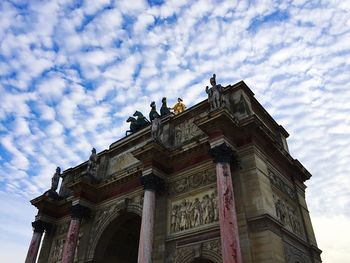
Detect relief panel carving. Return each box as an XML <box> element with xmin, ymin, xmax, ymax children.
<box><xmin>268</xmin><ymin>169</ymin><xmax>297</xmax><ymax>199</ymax></box>
<box><xmin>169</xmin><ymin>169</ymin><xmax>216</xmax><ymax>196</ymax></box>
<box><xmin>169</xmin><ymin>189</ymin><xmax>219</xmax><ymax>234</ymax></box>
<box><xmin>48</xmin><ymin>238</ymin><xmax>65</xmax><ymax>263</ymax></box>
<box><xmin>48</xmin><ymin>222</ymin><xmax>82</xmax><ymax>263</ymax></box>
<box><xmin>106</xmin><ymin>152</ymin><xmax>140</xmax><ymax>176</ymax></box>
<box><xmin>273</xmin><ymin>194</ymin><xmax>304</xmax><ymax>237</ymax></box>
<box><xmin>174</xmin><ymin>117</ymin><xmax>205</xmax><ymax>146</ymax></box>
<box><xmin>284</xmin><ymin>241</ymin><xmax>312</xmax><ymax>263</ymax></box>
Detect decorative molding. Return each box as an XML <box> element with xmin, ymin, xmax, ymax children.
<box><xmin>268</xmin><ymin>169</ymin><xmax>297</xmax><ymax>200</ymax></box>
<box><xmin>170</xmin><ymin>189</ymin><xmax>219</xmax><ymax>234</ymax></box>
<box><xmin>166</xmin><ymin>238</ymin><xmax>221</xmax><ymax>263</ymax></box>
<box><xmin>140</xmin><ymin>174</ymin><xmax>164</xmax><ymax>192</ymax></box>
<box><xmin>209</xmin><ymin>143</ymin><xmax>237</xmax><ymax>164</ymax></box>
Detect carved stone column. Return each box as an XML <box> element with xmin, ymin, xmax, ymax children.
<box><xmin>138</xmin><ymin>174</ymin><xmax>163</xmax><ymax>263</ymax></box>
<box><xmin>61</xmin><ymin>204</ymin><xmax>89</xmax><ymax>263</ymax></box>
<box><xmin>25</xmin><ymin>220</ymin><xmax>49</xmax><ymax>263</ymax></box>
<box><xmin>209</xmin><ymin>143</ymin><xmax>242</xmax><ymax>263</ymax></box>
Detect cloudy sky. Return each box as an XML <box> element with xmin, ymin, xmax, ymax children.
<box><xmin>0</xmin><ymin>0</ymin><xmax>349</xmax><ymax>262</ymax></box>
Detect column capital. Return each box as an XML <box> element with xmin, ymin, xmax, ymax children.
<box><xmin>71</xmin><ymin>204</ymin><xmax>90</xmax><ymax>219</ymax></box>
<box><xmin>209</xmin><ymin>143</ymin><xmax>237</xmax><ymax>164</ymax></box>
<box><xmin>140</xmin><ymin>174</ymin><xmax>163</xmax><ymax>192</ymax></box>
<box><xmin>32</xmin><ymin>220</ymin><xmax>50</xmax><ymax>233</ymax></box>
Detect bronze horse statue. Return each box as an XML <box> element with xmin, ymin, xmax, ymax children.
<box><xmin>126</xmin><ymin>117</ymin><xmax>138</xmax><ymax>136</ymax></box>
<box><xmin>125</xmin><ymin>111</ymin><xmax>150</xmax><ymax>136</ymax></box>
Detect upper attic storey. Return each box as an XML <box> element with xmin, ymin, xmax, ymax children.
<box><xmin>32</xmin><ymin>74</ymin><xmax>310</xmax><ymax>206</ymax></box>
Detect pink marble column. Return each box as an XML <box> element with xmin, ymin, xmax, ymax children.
<box><xmin>61</xmin><ymin>204</ymin><xmax>89</xmax><ymax>263</ymax></box>
<box><xmin>25</xmin><ymin>220</ymin><xmax>48</xmax><ymax>263</ymax></box>
<box><xmin>138</xmin><ymin>174</ymin><xmax>163</xmax><ymax>263</ymax></box>
<box><xmin>210</xmin><ymin>143</ymin><xmax>242</xmax><ymax>263</ymax></box>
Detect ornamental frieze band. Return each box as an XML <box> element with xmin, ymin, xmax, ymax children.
<box><xmin>169</xmin><ymin>169</ymin><xmax>216</xmax><ymax>196</ymax></box>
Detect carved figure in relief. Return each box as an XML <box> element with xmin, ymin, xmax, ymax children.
<box><xmin>171</xmin><ymin>205</ymin><xmax>179</xmax><ymax>232</ymax></box>
<box><xmin>206</xmin><ymin>74</ymin><xmax>224</xmax><ymax>110</ymax></box>
<box><xmin>274</xmin><ymin>196</ymin><xmax>302</xmax><ymax>235</ymax></box>
<box><xmin>212</xmin><ymin>191</ymin><xmax>219</xmax><ymax>221</ymax></box>
<box><xmin>193</xmin><ymin>198</ymin><xmax>202</xmax><ymax>227</ymax></box>
<box><xmin>185</xmin><ymin>200</ymin><xmax>193</xmax><ymax>229</ymax></box>
<box><xmin>51</xmin><ymin>167</ymin><xmax>61</xmax><ymax>192</ymax></box>
<box><xmin>202</xmin><ymin>194</ymin><xmax>211</xmax><ymax>224</ymax></box>
<box><xmin>179</xmin><ymin>200</ymin><xmax>188</xmax><ymax>231</ymax></box>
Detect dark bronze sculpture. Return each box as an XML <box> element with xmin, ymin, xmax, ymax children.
<box><xmin>126</xmin><ymin>111</ymin><xmax>150</xmax><ymax>136</ymax></box>
<box><xmin>133</xmin><ymin>111</ymin><xmax>150</xmax><ymax>127</ymax></box>
<box><xmin>126</xmin><ymin>117</ymin><xmax>138</xmax><ymax>136</ymax></box>
<box><xmin>149</xmin><ymin>101</ymin><xmax>160</xmax><ymax>121</ymax></box>
<box><xmin>44</xmin><ymin>167</ymin><xmax>63</xmax><ymax>200</ymax></box>
<box><xmin>160</xmin><ymin>97</ymin><xmax>171</xmax><ymax>117</ymax></box>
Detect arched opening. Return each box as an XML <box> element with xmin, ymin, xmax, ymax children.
<box><xmin>93</xmin><ymin>212</ymin><xmax>141</xmax><ymax>263</ymax></box>
<box><xmin>191</xmin><ymin>258</ymin><xmax>215</xmax><ymax>263</ymax></box>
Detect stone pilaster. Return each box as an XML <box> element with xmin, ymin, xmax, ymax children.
<box><xmin>209</xmin><ymin>143</ymin><xmax>242</xmax><ymax>263</ymax></box>
<box><xmin>138</xmin><ymin>174</ymin><xmax>163</xmax><ymax>263</ymax></box>
<box><xmin>25</xmin><ymin>220</ymin><xmax>50</xmax><ymax>263</ymax></box>
<box><xmin>61</xmin><ymin>204</ymin><xmax>89</xmax><ymax>263</ymax></box>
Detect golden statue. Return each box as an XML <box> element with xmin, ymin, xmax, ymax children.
<box><xmin>172</xmin><ymin>98</ymin><xmax>186</xmax><ymax>115</ymax></box>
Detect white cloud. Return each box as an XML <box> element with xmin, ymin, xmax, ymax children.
<box><xmin>312</xmin><ymin>215</ymin><xmax>350</xmax><ymax>263</ymax></box>
<box><xmin>0</xmin><ymin>1</ymin><xmax>350</xmax><ymax>262</ymax></box>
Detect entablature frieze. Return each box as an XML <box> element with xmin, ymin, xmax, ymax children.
<box><xmin>267</xmin><ymin>169</ymin><xmax>297</xmax><ymax>200</ymax></box>
<box><xmin>168</xmin><ymin>165</ymin><xmax>216</xmax><ymax>196</ymax></box>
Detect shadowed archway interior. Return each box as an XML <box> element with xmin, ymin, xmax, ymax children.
<box><xmin>93</xmin><ymin>212</ymin><xmax>141</xmax><ymax>263</ymax></box>
<box><xmin>191</xmin><ymin>258</ymin><xmax>215</xmax><ymax>263</ymax></box>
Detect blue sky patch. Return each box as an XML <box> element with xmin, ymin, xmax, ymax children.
<box><xmin>248</xmin><ymin>10</ymin><xmax>290</xmax><ymax>32</ymax></box>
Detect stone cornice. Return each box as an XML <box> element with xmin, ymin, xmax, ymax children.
<box><xmin>239</xmin><ymin>115</ymin><xmax>311</xmax><ymax>182</ymax></box>
<box><xmin>247</xmin><ymin>213</ymin><xmax>320</xmax><ymax>254</ymax></box>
